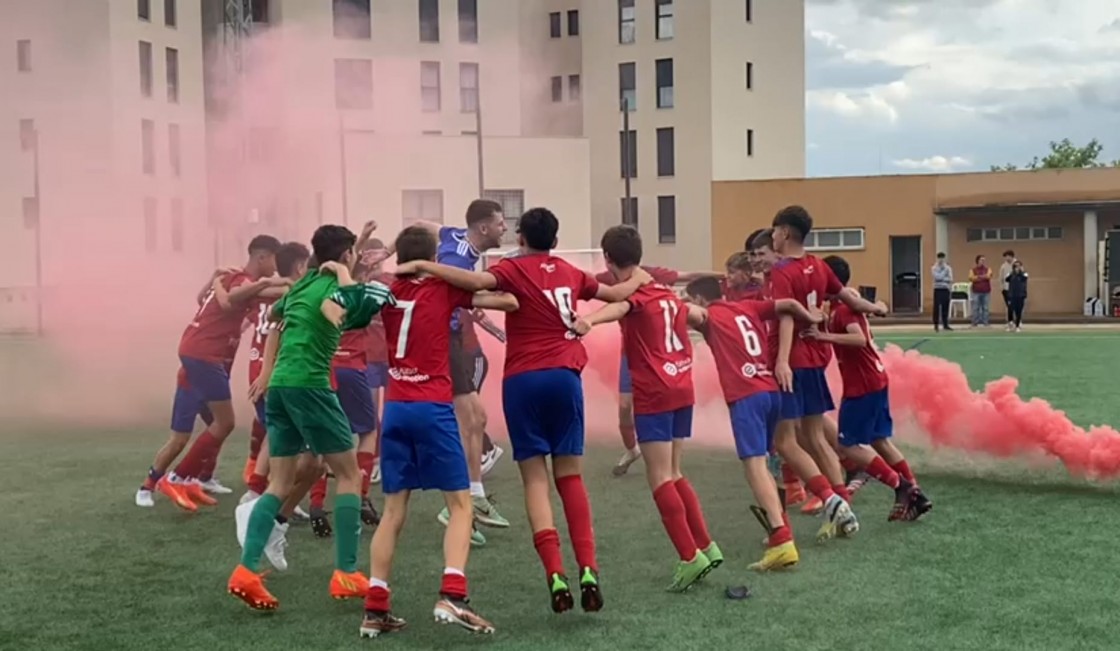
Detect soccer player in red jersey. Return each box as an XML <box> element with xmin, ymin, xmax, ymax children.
<box><xmin>135</xmin><ymin>235</ymin><xmax>281</xmax><ymax>510</ymax></box>
<box><xmin>395</xmin><ymin>208</ymin><xmax>650</xmax><ymax>614</ymax></box>
<box><xmin>579</xmin><ymin>226</ymin><xmax>720</xmax><ymax>592</ymax></box>
<box><xmin>683</xmin><ymin>275</ymin><xmax>824</xmax><ymax>567</ymax></box>
<box><xmin>769</xmin><ymin>207</ymin><xmax>887</xmax><ymax>537</ymax></box>
<box><xmin>360</xmin><ymin>240</ymin><xmax>396</xmax><ymax>490</ymax></box>
<box><xmin>721</xmin><ymin>251</ymin><xmax>764</xmax><ymax>301</ymax></box>
<box><xmin>359</xmin><ymin>226</ymin><xmax>517</xmax><ymax>638</ymax></box>
<box><xmin>805</xmin><ymin>256</ymin><xmax>932</xmax><ymax>521</ymax></box>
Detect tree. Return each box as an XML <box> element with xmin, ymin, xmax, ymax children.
<box><xmin>990</xmin><ymin>138</ymin><xmax>1120</xmax><ymax>171</ymax></box>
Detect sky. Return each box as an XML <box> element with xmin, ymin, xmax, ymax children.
<box><xmin>804</xmin><ymin>0</ymin><xmax>1120</xmax><ymax>177</ymax></box>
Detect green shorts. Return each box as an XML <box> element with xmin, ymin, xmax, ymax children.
<box><xmin>266</xmin><ymin>387</ymin><xmax>354</xmax><ymax>458</ymax></box>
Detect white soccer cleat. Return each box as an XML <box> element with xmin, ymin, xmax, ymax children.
<box><xmin>235</xmin><ymin>497</ymin><xmax>257</xmax><ymax>548</ymax></box>
<box><xmin>292</xmin><ymin>505</ymin><xmax>310</xmax><ymax>521</ymax></box>
<box><xmin>370</xmin><ymin>461</ymin><xmax>382</xmax><ymax>485</ymax></box>
<box><xmin>135</xmin><ymin>489</ymin><xmax>154</xmax><ymax>508</ymax></box>
<box><xmin>201</xmin><ymin>478</ymin><xmax>233</xmax><ymax>495</ymax></box>
<box><xmin>264</xmin><ymin>522</ymin><xmax>290</xmax><ymax>572</ymax></box>
<box><xmin>612</xmin><ymin>447</ymin><xmax>642</xmax><ymax>477</ymax></box>
<box><xmin>481</xmin><ymin>445</ymin><xmax>504</xmax><ymax>477</ymax></box>
<box><xmin>239</xmin><ymin>490</ymin><xmax>261</xmax><ymax>506</ymax></box>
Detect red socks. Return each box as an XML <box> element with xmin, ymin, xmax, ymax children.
<box><xmin>173</xmin><ymin>431</ymin><xmax>218</xmax><ymax>480</ymax></box>
<box><xmin>674</xmin><ymin>478</ymin><xmax>712</xmax><ymax>549</ymax></box>
<box><xmin>310</xmin><ymin>475</ymin><xmax>328</xmax><ymax>510</ymax></box>
<box><xmin>780</xmin><ymin>462</ymin><xmax>800</xmax><ymax>485</ymax></box>
<box><xmin>832</xmin><ymin>483</ymin><xmax>853</xmax><ymax>504</ymax></box>
<box><xmin>439</xmin><ymin>570</ymin><xmax>468</xmax><ymax>600</ymax></box>
<box><xmin>357</xmin><ymin>452</ymin><xmax>376</xmax><ymax>497</ymax></box>
<box><xmin>891</xmin><ymin>460</ymin><xmax>917</xmax><ymax>485</ymax></box>
<box><xmin>198</xmin><ymin>438</ymin><xmax>226</xmax><ymax>482</ymax></box>
<box><xmin>805</xmin><ymin>474</ymin><xmax>836</xmax><ymax>502</ymax></box>
<box><xmin>619</xmin><ymin>424</ymin><xmax>637</xmax><ymax>450</ymax></box>
<box><xmin>768</xmin><ymin>525</ymin><xmax>793</xmax><ymax>547</ymax></box>
<box><xmin>554</xmin><ymin>474</ymin><xmax>597</xmax><ymax>572</ymax></box>
<box><xmin>532</xmin><ymin>528</ymin><xmax>566</xmax><ymax>578</ymax></box>
<box><xmin>653</xmin><ymin>481</ymin><xmax>699</xmax><ymax>561</ymax></box>
<box><xmin>247</xmin><ymin>472</ymin><xmax>268</xmax><ymax>495</ymax></box>
<box><xmin>249</xmin><ymin>419</ymin><xmax>266</xmax><ymax>461</ymax></box>
<box><xmin>365</xmin><ymin>584</ymin><xmax>391</xmax><ymax>612</ymax></box>
<box><xmin>866</xmin><ymin>456</ymin><xmax>901</xmax><ymax>488</ymax></box>
<box><xmin>840</xmin><ymin>457</ymin><xmax>860</xmax><ymax>473</ymax></box>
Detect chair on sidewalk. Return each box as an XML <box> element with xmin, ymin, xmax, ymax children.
<box><xmin>949</xmin><ymin>282</ymin><xmax>970</xmax><ymax>320</ymax></box>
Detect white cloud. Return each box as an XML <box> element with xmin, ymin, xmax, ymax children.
<box><xmin>892</xmin><ymin>156</ymin><xmax>973</xmax><ymax>172</ymax></box>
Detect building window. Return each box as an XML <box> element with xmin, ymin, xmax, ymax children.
<box><xmin>139</xmin><ymin>41</ymin><xmax>153</xmax><ymax>97</ymax></box>
<box><xmin>568</xmin><ymin>10</ymin><xmax>580</xmax><ymax>36</ymax></box>
<box><xmin>966</xmin><ymin>226</ymin><xmax>1064</xmax><ymax>242</ymax></box>
<box><xmin>333</xmin><ymin>0</ymin><xmax>371</xmax><ymax>39</ymax></box>
<box><xmin>805</xmin><ymin>228</ymin><xmax>865</xmax><ymax>251</ymax></box>
<box><xmin>619</xmin><ymin>0</ymin><xmax>636</xmax><ymax>44</ymax></box>
<box><xmin>17</xmin><ymin>40</ymin><xmax>31</xmax><ymax>72</ymax></box>
<box><xmin>402</xmin><ymin>190</ymin><xmax>444</xmax><ymax>226</ymax></box>
<box><xmin>460</xmin><ymin>62</ymin><xmax>479</xmax><ymax>112</ymax></box>
<box><xmin>166</xmin><ymin>48</ymin><xmax>179</xmax><ymax>103</ymax></box>
<box><xmin>657</xmin><ymin>127</ymin><xmax>674</xmax><ymax>177</ymax></box>
<box><xmin>170</xmin><ymin>198</ymin><xmax>184</xmax><ymax>252</ymax></box>
<box><xmin>746</xmin><ymin>61</ymin><xmax>753</xmax><ymax>89</ymax></box>
<box><xmin>619</xmin><ymin>129</ymin><xmax>637</xmax><ymax>178</ymax></box>
<box><xmin>335</xmin><ymin>58</ymin><xmax>373</xmax><ymax>110</ymax></box>
<box><xmin>458</xmin><ymin>0</ymin><xmax>478</xmax><ymax>43</ymax></box>
<box><xmin>619</xmin><ymin>62</ymin><xmax>636</xmax><ymax>111</ymax></box>
<box><xmin>656</xmin><ymin>0</ymin><xmax>674</xmax><ymax>39</ymax></box>
<box><xmin>141</xmin><ymin>119</ymin><xmax>155</xmax><ymax>175</ymax></box>
<box><xmin>19</xmin><ymin>119</ymin><xmax>35</xmax><ymax>151</ymax></box>
<box><xmin>420</xmin><ymin>61</ymin><xmax>441</xmax><ymax>112</ymax></box>
<box><xmin>420</xmin><ymin>0</ymin><xmax>440</xmax><ymax>42</ymax></box>
<box><xmin>144</xmin><ymin>197</ymin><xmax>158</xmax><ymax>252</ymax></box>
<box><xmin>569</xmin><ymin>74</ymin><xmax>581</xmax><ymax>100</ymax></box>
<box><xmin>164</xmin><ymin>0</ymin><xmax>177</xmax><ymax>27</ymax></box>
<box><xmin>550</xmin><ymin>76</ymin><xmax>563</xmax><ymax>102</ymax></box>
<box><xmin>483</xmin><ymin>189</ymin><xmax>525</xmax><ymax>244</ymax></box>
<box><xmin>746</xmin><ymin>129</ymin><xmax>754</xmax><ymax>156</ymax></box>
<box><xmin>549</xmin><ymin>12</ymin><xmax>561</xmax><ymax>38</ymax></box>
<box><xmin>251</xmin><ymin>0</ymin><xmax>270</xmax><ymax>22</ymax></box>
<box><xmin>656</xmin><ymin>58</ymin><xmax>674</xmax><ymax>108</ymax></box>
<box><xmin>745</xmin><ymin>0</ymin><xmax>753</xmax><ymax>22</ymax></box>
<box><xmin>621</xmin><ymin>197</ymin><xmax>638</xmax><ymax>227</ymax></box>
<box><xmin>168</xmin><ymin>123</ymin><xmax>181</xmax><ymax>177</ymax></box>
<box><xmin>138</xmin><ymin>0</ymin><xmax>151</xmax><ymax>21</ymax></box>
<box><xmin>657</xmin><ymin>196</ymin><xmax>676</xmax><ymax>244</ymax></box>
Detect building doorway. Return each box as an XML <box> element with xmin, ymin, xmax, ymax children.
<box><xmin>890</xmin><ymin>235</ymin><xmax>923</xmax><ymax>313</ymax></box>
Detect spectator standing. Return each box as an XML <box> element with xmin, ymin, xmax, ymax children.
<box><xmin>969</xmin><ymin>255</ymin><xmax>992</xmax><ymax>326</ymax></box>
<box><xmin>999</xmin><ymin>250</ymin><xmax>1015</xmax><ymax>328</ymax></box>
<box><xmin>1005</xmin><ymin>259</ymin><xmax>1028</xmax><ymax>332</ymax></box>
<box><xmin>931</xmin><ymin>252</ymin><xmax>953</xmax><ymax>332</ymax></box>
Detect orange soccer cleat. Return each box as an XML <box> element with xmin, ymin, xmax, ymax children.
<box><xmin>800</xmin><ymin>496</ymin><xmax>824</xmax><ymax>515</ymax></box>
<box><xmin>330</xmin><ymin>570</ymin><xmax>369</xmax><ymax>600</ymax></box>
<box><xmin>242</xmin><ymin>458</ymin><xmax>257</xmax><ymax>486</ymax></box>
<box><xmin>783</xmin><ymin>482</ymin><xmax>807</xmax><ymax>508</ymax></box>
<box><xmin>156</xmin><ymin>477</ymin><xmax>197</xmax><ymax>512</ymax></box>
<box><xmin>228</xmin><ymin>565</ymin><xmax>278</xmax><ymax>611</ymax></box>
<box><xmin>181</xmin><ymin>480</ymin><xmax>218</xmax><ymax>506</ymax></box>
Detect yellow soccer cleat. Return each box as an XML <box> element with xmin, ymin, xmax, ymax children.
<box><xmin>748</xmin><ymin>541</ymin><xmax>799</xmax><ymax>572</ymax></box>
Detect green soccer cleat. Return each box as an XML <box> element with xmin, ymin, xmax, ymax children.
<box><xmin>579</xmin><ymin>566</ymin><xmax>603</xmax><ymax>612</ymax></box>
<box><xmin>471</xmin><ymin>524</ymin><xmax>486</xmax><ymax>547</ymax></box>
<box><xmin>702</xmin><ymin>542</ymin><xmax>724</xmax><ymax>569</ymax></box>
<box><xmin>667</xmin><ymin>551</ymin><xmax>712</xmax><ymax>593</ymax></box>
<box><xmin>548</xmin><ymin>573</ymin><xmax>575</xmax><ymax>614</ymax></box>
<box><xmin>472</xmin><ymin>495</ymin><xmax>510</xmax><ymax>528</ymax></box>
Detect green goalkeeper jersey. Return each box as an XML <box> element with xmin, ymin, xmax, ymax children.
<box><xmin>268</xmin><ymin>271</ymin><xmax>395</xmax><ymax>389</ymax></box>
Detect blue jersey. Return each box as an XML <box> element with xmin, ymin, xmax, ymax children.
<box><xmin>437</xmin><ymin>227</ymin><xmax>481</xmax><ymax>332</ymax></box>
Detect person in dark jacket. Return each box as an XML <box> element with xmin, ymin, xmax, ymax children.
<box><xmin>1005</xmin><ymin>260</ymin><xmax>1028</xmax><ymax>332</ymax></box>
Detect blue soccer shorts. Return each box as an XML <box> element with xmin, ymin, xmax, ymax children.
<box><xmin>334</xmin><ymin>367</ymin><xmax>377</xmax><ymax>435</ymax></box>
<box><xmin>837</xmin><ymin>388</ymin><xmax>893</xmax><ymax>447</ymax></box>
<box><xmin>380</xmin><ymin>401</ymin><xmax>469</xmax><ymax>494</ymax></box>
<box><xmin>365</xmin><ymin>362</ymin><xmax>389</xmax><ymax>389</ymax></box>
<box><xmin>179</xmin><ymin>355</ymin><xmax>232</xmax><ymax>402</ymax></box>
<box><xmin>779</xmin><ymin>367</ymin><xmax>835</xmax><ymax>420</ymax></box>
<box><xmin>619</xmin><ymin>353</ymin><xmax>633</xmax><ymax>394</ymax></box>
<box><xmin>254</xmin><ymin>394</ymin><xmax>267</xmax><ymax>427</ymax></box>
<box><xmin>169</xmin><ymin>384</ymin><xmax>214</xmax><ymax>434</ymax></box>
<box><xmin>634</xmin><ymin>406</ymin><xmax>694</xmax><ymax>443</ymax></box>
<box><xmin>729</xmin><ymin>391</ymin><xmax>781</xmax><ymax>459</ymax></box>
<box><xmin>502</xmin><ymin>368</ymin><xmax>585</xmax><ymax>462</ymax></box>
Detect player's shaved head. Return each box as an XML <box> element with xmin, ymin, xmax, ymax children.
<box><xmin>395</xmin><ymin>225</ymin><xmax>438</xmax><ymax>264</ymax></box>
<box><xmin>772</xmin><ymin>206</ymin><xmax>812</xmax><ymax>243</ymax></box>
<box><xmin>466</xmin><ymin>199</ymin><xmax>503</xmax><ymax>228</ymax></box>
<box><xmin>517</xmin><ymin>207</ymin><xmax>559</xmax><ymax>251</ymax></box>
<box><xmin>311</xmin><ymin>224</ymin><xmax>357</xmax><ymax>264</ymax></box>
<box><xmin>685</xmin><ymin>276</ymin><xmax>723</xmax><ymax>303</ymax></box>
<box><xmin>823</xmin><ymin>255</ymin><xmax>851</xmax><ymax>285</ymax></box>
<box><xmin>248</xmin><ymin>234</ymin><xmax>281</xmax><ymax>254</ymax></box>
<box><xmin>276</xmin><ymin>242</ymin><xmax>310</xmax><ymax>277</ymax></box>
<box><xmin>600</xmin><ymin>225</ymin><xmax>643</xmax><ymax>268</ymax></box>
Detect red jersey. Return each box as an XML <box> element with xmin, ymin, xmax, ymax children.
<box><xmin>333</xmin><ymin>329</ymin><xmax>369</xmax><ymax>371</ymax></box>
<box><xmin>178</xmin><ymin>272</ymin><xmax>255</xmax><ymax>364</ymax></box>
<box><xmin>382</xmin><ymin>276</ymin><xmax>474</xmax><ymax>402</ymax></box>
<box><xmin>595</xmin><ymin>266</ymin><xmax>679</xmax><ymax>287</ymax></box>
<box><xmin>721</xmin><ymin>279</ymin><xmax>764</xmax><ymax>301</ymax></box>
<box><xmin>828</xmin><ymin>302</ymin><xmax>888</xmax><ymax>398</ymax></box>
<box><xmin>247</xmin><ymin>298</ymin><xmax>277</xmax><ymax>383</ymax></box>
<box><xmin>490</xmin><ymin>254</ymin><xmax>599</xmax><ymax>378</ymax></box>
<box><xmin>769</xmin><ymin>255</ymin><xmax>843</xmax><ymax>369</ymax></box>
<box><xmin>620</xmin><ymin>284</ymin><xmax>695</xmax><ymax>414</ymax></box>
<box><xmin>700</xmin><ymin>299</ymin><xmax>779</xmax><ymax>403</ymax></box>
<box><xmin>365</xmin><ymin>272</ymin><xmax>393</xmax><ymax>363</ymax></box>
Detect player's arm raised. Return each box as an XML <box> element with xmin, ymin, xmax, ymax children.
<box><xmin>471</xmin><ymin>292</ymin><xmax>519</xmax><ymax>313</ymax></box>
<box><xmin>397</xmin><ymin>260</ymin><xmax>499</xmax><ymax>292</ymax></box>
<box><xmin>594</xmin><ymin>266</ymin><xmax>652</xmax><ymax>303</ymax></box>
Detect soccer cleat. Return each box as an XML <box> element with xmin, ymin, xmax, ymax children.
<box><xmin>330</xmin><ymin>570</ymin><xmax>369</xmax><ymax>600</ymax></box>
<box><xmin>433</xmin><ymin>596</ymin><xmax>495</xmax><ymax>634</ymax></box>
<box><xmin>702</xmin><ymin>542</ymin><xmax>724</xmax><ymax>569</ymax></box>
<box><xmin>471</xmin><ymin>524</ymin><xmax>487</xmax><ymax>547</ymax></box>
<box><xmin>816</xmin><ymin>495</ymin><xmax>857</xmax><ymax>542</ymax></box>
<box><xmin>202</xmin><ymin>478</ymin><xmax>233</xmax><ymax>495</ymax></box>
<box><xmin>156</xmin><ymin>477</ymin><xmax>197</xmax><ymax>512</ymax></box>
<box><xmin>310</xmin><ymin>507</ymin><xmax>333</xmax><ymax>538</ymax></box>
<box><xmin>135</xmin><ymin>489</ymin><xmax>154</xmax><ymax>508</ymax></box>
<box><xmin>242</xmin><ymin>458</ymin><xmax>256</xmax><ymax>486</ymax></box>
<box><xmin>370</xmin><ymin>461</ymin><xmax>382</xmax><ymax>485</ymax></box>
<box><xmin>480</xmin><ymin>444</ymin><xmax>504</xmax><ymax>477</ymax></box>
<box><xmin>181</xmin><ymin>480</ymin><xmax>218</xmax><ymax>506</ymax></box>
<box><xmin>889</xmin><ymin>482</ymin><xmax>916</xmax><ymax>522</ymax></box>
<box><xmin>748</xmin><ymin>541</ymin><xmax>800</xmax><ymax>572</ymax></box>
<box><xmin>360</xmin><ymin>498</ymin><xmax>381</xmax><ymax>526</ymax></box>
<box><xmin>263</xmin><ymin>522</ymin><xmax>289</xmax><ymax>572</ymax></box>
<box><xmin>783</xmin><ymin>481</ymin><xmax>807</xmax><ymax>507</ymax></box>
<box><xmin>227</xmin><ymin>565</ymin><xmax>278</xmax><ymax>611</ymax></box>
<box><xmin>846</xmin><ymin>472</ymin><xmax>871</xmax><ymax>499</ymax></box>
<box><xmin>800</xmin><ymin>495</ymin><xmax>824</xmax><ymax>515</ymax></box>
<box><xmin>668</xmin><ymin>551</ymin><xmax>712</xmax><ymax>593</ymax></box>
<box><xmin>238</xmin><ymin>490</ymin><xmax>261</xmax><ymax>506</ymax></box>
<box><xmin>548</xmin><ymin>573</ymin><xmax>575</xmax><ymax>614</ymax></box>
<box><xmin>611</xmin><ymin>447</ymin><xmax>642</xmax><ymax>477</ymax></box>
<box><xmin>579</xmin><ymin>567</ymin><xmax>603</xmax><ymax>612</ymax></box>
<box><xmin>291</xmin><ymin>505</ymin><xmax>311</xmax><ymax>522</ymax></box>
<box><xmin>910</xmin><ymin>487</ymin><xmax>933</xmax><ymax>519</ymax></box>
<box><xmin>472</xmin><ymin>495</ymin><xmax>510</xmax><ymax>528</ymax></box>
<box><xmin>359</xmin><ymin>610</ymin><xmax>406</xmax><ymax>638</ymax></box>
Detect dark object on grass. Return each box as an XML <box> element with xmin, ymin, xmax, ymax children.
<box><xmin>725</xmin><ymin>585</ymin><xmax>752</xmax><ymax>600</ymax></box>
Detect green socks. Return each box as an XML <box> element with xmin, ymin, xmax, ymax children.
<box><xmin>334</xmin><ymin>492</ymin><xmax>362</xmax><ymax>572</ymax></box>
<box><xmin>241</xmin><ymin>493</ymin><xmax>281</xmax><ymax>571</ymax></box>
